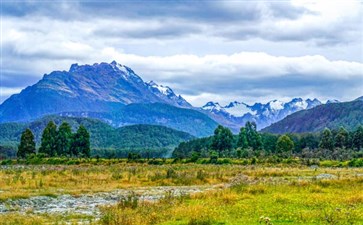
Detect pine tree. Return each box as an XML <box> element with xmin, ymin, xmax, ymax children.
<box><xmin>17</xmin><ymin>129</ymin><xmax>36</xmax><ymax>158</ymax></box>
<box><xmin>319</xmin><ymin>128</ymin><xmax>334</xmax><ymax>150</ymax></box>
<box><xmin>70</xmin><ymin>125</ymin><xmax>90</xmax><ymax>157</ymax></box>
<box><xmin>39</xmin><ymin>121</ymin><xmax>58</xmax><ymax>156</ymax></box>
<box><xmin>56</xmin><ymin>122</ymin><xmax>72</xmax><ymax>156</ymax></box>
<box><xmin>276</xmin><ymin>135</ymin><xmax>294</xmax><ymax>155</ymax></box>
<box><xmin>237</xmin><ymin>127</ymin><xmax>248</xmax><ymax>149</ymax></box>
<box><xmin>334</xmin><ymin>127</ymin><xmax>349</xmax><ymax>148</ymax></box>
<box><xmin>353</xmin><ymin>125</ymin><xmax>363</xmax><ymax>150</ymax></box>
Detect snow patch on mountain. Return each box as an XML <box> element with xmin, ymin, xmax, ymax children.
<box><xmin>146</xmin><ymin>81</ymin><xmax>173</xmax><ymax>96</ymax></box>
<box><xmin>326</xmin><ymin>99</ymin><xmax>340</xmax><ymax>104</ymax></box>
<box><xmin>224</xmin><ymin>101</ymin><xmax>256</xmax><ymax>116</ymax></box>
<box><xmin>202</xmin><ymin>102</ymin><xmax>225</xmax><ymax>112</ymax></box>
<box><xmin>269</xmin><ymin>100</ymin><xmax>284</xmax><ymax>110</ymax></box>
<box><xmin>201</xmin><ymin>98</ymin><xmax>324</xmax><ymax>130</ymax></box>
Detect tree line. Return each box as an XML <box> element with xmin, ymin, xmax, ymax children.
<box><xmin>17</xmin><ymin>121</ymin><xmax>90</xmax><ymax>158</ymax></box>
<box><xmin>173</xmin><ymin>122</ymin><xmax>363</xmax><ymax>159</ymax></box>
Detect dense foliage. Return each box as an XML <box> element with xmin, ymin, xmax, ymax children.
<box><xmin>17</xmin><ymin>129</ymin><xmax>36</xmax><ymax>158</ymax></box>
<box><xmin>0</xmin><ymin>116</ymin><xmax>194</xmax><ymax>158</ymax></box>
<box><xmin>262</xmin><ymin>100</ymin><xmax>363</xmax><ymax>133</ymax></box>
<box><xmin>173</xmin><ymin>123</ymin><xmax>363</xmax><ymax>160</ymax></box>
<box><xmin>22</xmin><ymin>121</ymin><xmax>91</xmax><ymax>158</ymax></box>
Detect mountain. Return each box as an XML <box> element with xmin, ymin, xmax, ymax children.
<box><xmin>58</xmin><ymin>103</ymin><xmax>218</xmax><ymax>137</ymax></box>
<box><xmin>0</xmin><ymin>116</ymin><xmax>195</xmax><ymax>158</ymax></box>
<box><xmin>0</xmin><ymin>61</ymin><xmax>191</xmax><ymax>123</ymax></box>
<box><xmin>201</xmin><ymin>98</ymin><xmax>322</xmax><ymax>130</ymax></box>
<box><xmin>262</xmin><ymin>100</ymin><xmax>363</xmax><ymax>134</ymax></box>
<box><xmin>0</xmin><ymin>61</ymin><xmax>217</xmax><ymax>136</ymax></box>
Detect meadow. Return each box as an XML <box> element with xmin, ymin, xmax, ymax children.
<box><xmin>0</xmin><ymin>161</ymin><xmax>362</xmax><ymax>225</ymax></box>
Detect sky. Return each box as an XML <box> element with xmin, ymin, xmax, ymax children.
<box><xmin>1</xmin><ymin>0</ymin><xmax>362</xmax><ymax>106</ymax></box>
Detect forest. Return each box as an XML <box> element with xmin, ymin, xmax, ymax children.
<box><xmin>173</xmin><ymin>122</ymin><xmax>363</xmax><ymax>161</ymax></box>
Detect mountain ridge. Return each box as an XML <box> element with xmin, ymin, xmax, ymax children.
<box><xmin>0</xmin><ymin>61</ymin><xmax>191</xmax><ymax>123</ymax></box>
<box><xmin>201</xmin><ymin>98</ymin><xmax>323</xmax><ymax>130</ymax></box>
<box><xmin>262</xmin><ymin>100</ymin><xmax>363</xmax><ymax>134</ymax></box>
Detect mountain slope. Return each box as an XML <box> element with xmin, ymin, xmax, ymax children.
<box><xmin>0</xmin><ymin>116</ymin><xmax>195</xmax><ymax>153</ymax></box>
<box><xmin>262</xmin><ymin>100</ymin><xmax>363</xmax><ymax>134</ymax></box>
<box><xmin>59</xmin><ymin>103</ymin><xmax>218</xmax><ymax>137</ymax></box>
<box><xmin>0</xmin><ymin>61</ymin><xmax>191</xmax><ymax>123</ymax></box>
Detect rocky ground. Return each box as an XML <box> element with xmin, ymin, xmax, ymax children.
<box><xmin>0</xmin><ymin>185</ymin><xmax>219</xmax><ymax>217</ymax></box>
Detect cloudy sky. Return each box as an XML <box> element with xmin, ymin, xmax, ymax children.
<box><xmin>1</xmin><ymin>0</ymin><xmax>362</xmax><ymax>106</ymax></box>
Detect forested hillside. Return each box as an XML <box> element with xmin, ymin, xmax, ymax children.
<box><xmin>0</xmin><ymin>116</ymin><xmax>194</xmax><ymax>158</ymax></box>
<box><xmin>262</xmin><ymin>100</ymin><xmax>363</xmax><ymax>134</ymax></box>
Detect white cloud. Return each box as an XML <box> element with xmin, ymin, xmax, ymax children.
<box><xmin>1</xmin><ymin>0</ymin><xmax>362</xmax><ymax>106</ymax></box>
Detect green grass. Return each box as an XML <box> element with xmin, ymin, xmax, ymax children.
<box><xmin>0</xmin><ymin>163</ymin><xmax>362</xmax><ymax>224</ymax></box>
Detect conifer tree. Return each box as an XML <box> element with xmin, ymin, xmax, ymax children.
<box><xmin>39</xmin><ymin>121</ymin><xmax>58</xmax><ymax>156</ymax></box>
<box><xmin>334</xmin><ymin>127</ymin><xmax>349</xmax><ymax>148</ymax></box>
<box><xmin>237</xmin><ymin>127</ymin><xmax>248</xmax><ymax>149</ymax></box>
<box><xmin>17</xmin><ymin>129</ymin><xmax>36</xmax><ymax>158</ymax></box>
<box><xmin>319</xmin><ymin>128</ymin><xmax>334</xmax><ymax>150</ymax></box>
<box><xmin>56</xmin><ymin>122</ymin><xmax>72</xmax><ymax>156</ymax></box>
<box><xmin>245</xmin><ymin>122</ymin><xmax>262</xmax><ymax>150</ymax></box>
<box><xmin>70</xmin><ymin>125</ymin><xmax>90</xmax><ymax>157</ymax></box>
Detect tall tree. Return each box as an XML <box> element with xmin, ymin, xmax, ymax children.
<box><xmin>334</xmin><ymin>127</ymin><xmax>349</xmax><ymax>148</ymax></box>
<box><xmin>211</xmin><ymin>125</ymin><xmax>233</xmax><ymax>157</ymax></box>
<box><xmin>261</xmin><ymin>133</ymin><xmax>278</xmax><ymax>153</ymax></box>
<box><xmin>319</xmin><ymin>128</ymin><xmax>334</xmax><ymax>150</ymax></box>
<box><xmin>39</xmin><ymin>121</ymin><xmax>58</xmax><ymax>156</ymax></box>
<box><xmin>56</xmin><ymin>122</ymin><xmax>72</xmax><ymax>156</ymax></box>
<box><xmin>353</xmin><ymin>125</ymin><xmax>363</xmax><ymax>150</ymax></box>
<box><xmin>245</xmin><ymin>122</ymin><xmax>262</xmax><ymax>150</ymax></box>
<box><xmin>17</xmin><ymin>129</ymin><xmax>36</xmax><ymax>158</ymax></box>
<box><xmin>237</xmin><ymin>127</ymin><xmax>248</xmax><ymax>149</ymax></box>
<box><xmin>276</xmin><ymin>135</ymin><xmax>294</xmax><ymax>155</ymax></box>
<box><xmin>70</xmin><ymin>125</ymin><xmax>91</xmax><ymax>157</ymax></box>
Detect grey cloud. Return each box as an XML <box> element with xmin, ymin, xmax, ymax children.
<box><xmin>1</xmin><ymin>71</ymin><xmax>40</xmax><ymax>88</ymax></box>
<box><xmin>93</xmin><ymin>22</ymin><xmax>202</xmax><ymax>39</ymax></box>
<box><xmin>168</xmin><ymin>72</ymin><xmax>362</xmax><ymax>105</ymax></box>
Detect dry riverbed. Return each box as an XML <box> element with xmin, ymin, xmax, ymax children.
<box><xmin>0</xmin><ymin>185</ymin><xmax>220</xmax><ymax>216</ymax></box>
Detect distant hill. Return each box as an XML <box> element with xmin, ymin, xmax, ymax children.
<box><xmin>0</xmin><ymin>116</ymin><xmax>195</xmax><ymax>157</ymax></box>
<box><xmin>262</xmin><ymin>100</ymin><xmax>363</xmax><ymax>134</ymax></box>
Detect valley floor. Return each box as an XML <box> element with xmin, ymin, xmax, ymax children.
<box><xmin>0</xmin><ymin>163</ymin><xmax>362</xmax><ymax>224</ymax></box>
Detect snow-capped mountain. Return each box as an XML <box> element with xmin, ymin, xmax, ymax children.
<box><xmin>202</xmin><ymin>98</ymin><xmax>323</xmax><ymax>130</ymax></box>
<box><xmin>146</xmin><ymin>81</ymin><xmax>191</xmax><ymax>108</ymax></box>
<box><xmin>326</xmin><ymin>99</ymin><xmax>340</xmax><ymax>104</ymax></box>
<box><xmin>0</xmin><ymin>61</ymin><xmax>192</xmax><ymax>123</ymax></box>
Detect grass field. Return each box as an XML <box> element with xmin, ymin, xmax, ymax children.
<box><xmin>0</xmin><ymin>162</ymin><xmax>362</xmax><ymax>224</ymax></box>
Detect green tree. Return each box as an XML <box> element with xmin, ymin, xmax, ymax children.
<box><xmin>70</xmin><ymin>125</ymin><xmax>91</xmax><ymax>157</ymax></box>
<box><xmin>56</xmin><ymin>122</ymin><xmax>72</xmax><ymax>156</ymax></box>
<box><xmin>245</xmin><ymin>122</ymin><xmax>262</xmax><ymax>150</ymax></box>
<box><xmin>237</xmin><ymin>127</ymin><xmax>248</xmax><ymax>149</ymax></box>
<box><xmin>334</xmin><ymin>127</ymin><xmax>349</xmax><ymax>148</ymax></box>
<box><xmin>211</xmin><ymin>125</ymin><xmax>233</xmax><ymax>157</ymax></box>
<box><xmin>319</xmin><ymin>128</ymin><xmax>334</xmax><ymax>150</ymax></box>
<box><xmin>17</xmin><ymin>129</ymin><xmax>36</xmax><ymax>158</ymax></box>
<box><xmin>276</xmin><ymin>135</ymin><xmax>294</xmax><ymax>155</ymax></box>
<box><xmin>261</xmin><ymin>133</ymin><xmax>278</xmax><ymax>153</ymax></box>
<box><xmin>39</xmin><ymin>121</ymin><xmax>58</xmax><ymax>156</ymax></box>
<box><xmin>353</xmin><ymin>125</ymin><xmax>363</xmax><ymax>150</ymax></box>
